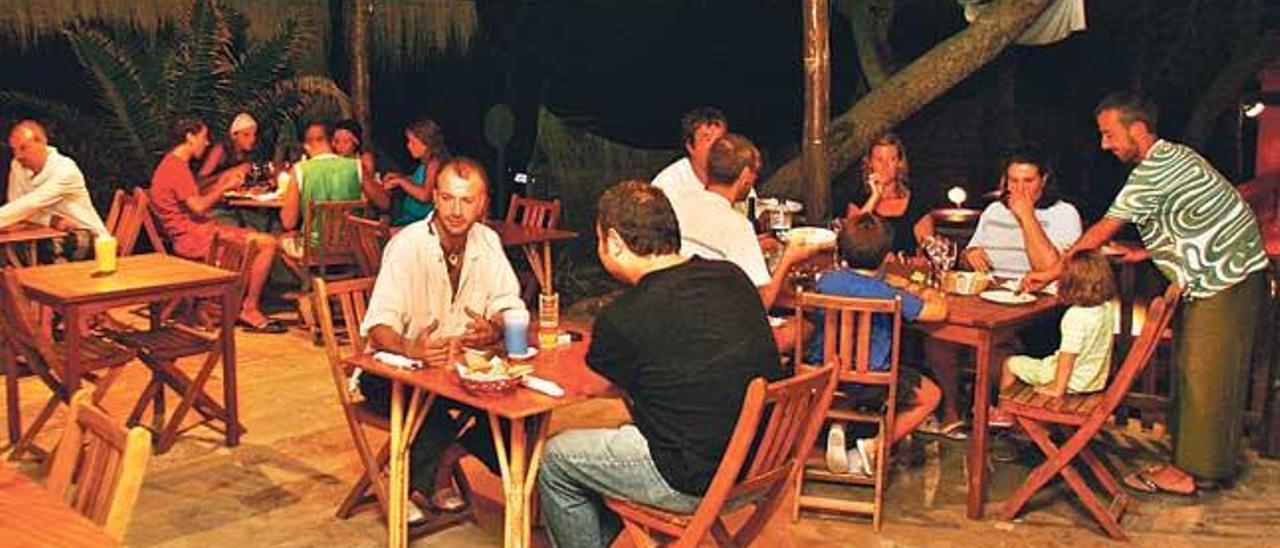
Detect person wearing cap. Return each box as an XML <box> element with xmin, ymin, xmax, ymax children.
<box><xmin>198</xmin><ymin>112</ymin><xmax>260</xmax><ymax>188</ymax></box>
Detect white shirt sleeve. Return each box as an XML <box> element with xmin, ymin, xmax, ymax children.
<box><xmin>481</xmin><ymin>235</ymin><xmax>528</xmax><ymax>319</ymax></box>
<box><xmin>0</xmin><ymin>162</ymin><xmax>80</xmax><ymax>229</ymax></box>
<box><xmin>1045</xmin><ymin>202</ymin><xmax>1083</xmax><ymax>250</ymax></box>
<box><xmin>724</xmin><ymin>220</ymin><xmax>771</xmax><ymax>287</ymax></box>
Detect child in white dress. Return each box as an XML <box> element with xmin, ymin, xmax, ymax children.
<box><xmin>992</xmin><ymin>251</ymin><xmax>1117</xmax><ymax>425</ymax></box>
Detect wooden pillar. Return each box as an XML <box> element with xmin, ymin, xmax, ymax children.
<box><xmin>803</xmin><ymin>0</ymin><xmax>831</xmax><ymax>221</ymax></box>
<box><xmin>348</xmin><ymin>0</ymin><xmax>373</xmax><ymax>142</ymax></box>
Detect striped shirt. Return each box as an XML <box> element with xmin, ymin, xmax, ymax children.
<box><xmin>1106</xmin><ymin>140</ymin><xmax>1268</xmax><ymax>299</ymax></box>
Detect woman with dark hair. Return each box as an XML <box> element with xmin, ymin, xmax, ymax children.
<box><xmin>331</xmin><ymin>118</ymin><xmax>376</xmax><ymax>177</ymax></box>
<box><xmin>382</xmin><ymin>118</ymin><xmax>452</xmax><ymax>227</ymax></box>
<box><xmin>962</xmin><ymin>145</ymin><xmax>1082</xmax><ymax>280</ymax></box>
<box><xmin>834</xmin><ymin>134</ymin><xmax>930</xmax><ymax>253</ymax></box>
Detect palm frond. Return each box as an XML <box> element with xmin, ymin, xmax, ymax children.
<box><xmin>0</xmin><ymin>91</ymin><xmax>134</xmax><ymax>185</ymax></box>
<box><xmin>63</xmin><ymin>27</ymin><xmax>167</xmax><ymax>172</ymax></box>
<box><xmin>170</xmin><ymin>0</ymin><xmax>235</xmax><ymax>126</ymax></box>
<box><xmin>229</xmin><ymin>15</ymin><xmax>311</xmax><ymax>107</ymax></box>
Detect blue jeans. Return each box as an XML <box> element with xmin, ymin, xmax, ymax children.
<box><xmin>538</xmin><ymin>425</ymin><xmax>701</xmax><ymax>548</ymax></box>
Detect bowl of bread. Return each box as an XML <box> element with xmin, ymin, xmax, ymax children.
<box><xmin>455</xmin><ymin>349</ymin><xmax>534</xmax><ymax>396</ymax></box>
<box><xmin>943</xmin><ymin>270</ymin><xmax>993</xmax><ymax>296</ymax></box>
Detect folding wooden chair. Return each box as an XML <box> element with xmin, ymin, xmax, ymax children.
<box><xmin>46</xmin><ymin>389</ymin><xmax>151</xmax><ymax>543</ymax></box>
<box><xmin>998</xmin><ymin>283</ymin><xmax>1182</xmax><ymax>541</ymax></box>
<box><xmin>286</xmin><ymin>200</ymin><xmax>365</xmax><ymax>335</ymax></box>
<box><xmin>105</xmin><ymin>234</ymin><xmax>253</xmax><ymax>454</ymax></box>
<box><xmin>604</xmin><ymin>363</ymin><xmax>838</xmax><ymax>547</ymax></box>
<box><xmin>103</xmin><ymin>187</ymin><xmax>165</xmax><ymax>256</ymax></box>
<box><xmin>0</xmin><ymin>269</ymin><xmax>135</xmax><ymax>461</ymax></box>
<box><xmin>312</xmin><ymin>277</ymin><xmax>473</xmax><ymax>531</ymax></box>
<box><xmin>505</xmin><ymin>195</ymin><xmax>561</xmax><ymax>229</ymax></box>
<box><xmin>345</xmin><ymin>213</ymin><xmax>390</xmax><ymax>277</ymax></box>
<box><xmin>791</xmin><ymin>291</ymin><xmax>904</xmax><ymax>531</ymax></box>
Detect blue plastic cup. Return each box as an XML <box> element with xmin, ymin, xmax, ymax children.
<box><xmin>503</xmin><ymin>309</ymin><xmax>530</xmax><ymax>356</ymax></box>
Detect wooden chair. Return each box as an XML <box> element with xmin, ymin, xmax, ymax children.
<box><xmin>105</xmin><ymin>233</ymin><xmax>253</xmax><ymax>454</ymax></box>
<box><xmin>312</xmin><ymin>277</ymin><xmax>473</xmax><ymax>531</ymax></box>
<box><xmin>603</xmin><ymin>363</ymin><xmax>838</xmax><ymax>547</ymax></box>
<box><xmin>505</xmin><ymin>195</ymin><xmax>561</xmax><ymax>229</ymax></box>
<box><xmin>345</xmin><ymin>213</ymin><xmax>390</xmax><ymax>277</ymax></box>
<box><xmin>0</xmin><ymin>269</ymin><xmax>135</xmax><ymax>461</ymax></box>
<box><xmin>791</xmin><ymin>291</ymin><xmax>904</xmax><ymax>530</ymax></box>
<box><xmin>103</xmin><ymin>187</ymin><xmax>165</xmax><ymax>256</ymax></box>
<box><xmin>286</xmin><ymin>200</ymin><xmax>365</xmax><ymax>335</ymax></box>
<box><xmin>46</xmin><ymin>389</ymin><xmax>151</xmax><ymax>543</ymax></box>
<box><xmin>998</xmin><ymin>283</ymin><xmax>1183</xmax><ymax>541</ymax></box>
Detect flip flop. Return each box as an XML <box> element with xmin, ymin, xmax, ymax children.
<box><xmin>237</xmin><ymin>317</ymin><xmax>288</xmax><ymax>334</ymax></box>
<box><xmin>1123</xmin><ymin>464</ymin><xmax>1196</xmax><ymax>496</ymax></box>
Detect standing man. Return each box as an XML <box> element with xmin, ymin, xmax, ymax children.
<box><xmin>538</xmin><ymin>181</ymin><xmax>784</xmax><ymax>548</ymax></box>
<box><xmin>2</xmin><ymin>120</ymin><xmax>109</xmax><ymax>242</ymax></box>
<box><xmin>149</xmin><ymin>116</ymin><xmax>283</xmax><ymax>333</ymax></box>
<box><xmin>671</xmin><ymin>133</ymin><xmax>829</xmax><ymax>309</ymax></box>
<box><xmin>652</xmin><ymin>107</ymin><xmax>727</xmax><ymax>197</ymax></box>
<box><xmin>1024</xmin><ymin>91</ymin><xmax>1269</xmax><ymax>493</ymax></box>
<box><xmin>359</xmin><ymin>157</ymin><xmax>524</xmax><ymax>520</ymax></box>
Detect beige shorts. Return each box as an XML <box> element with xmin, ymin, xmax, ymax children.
<box><xmin>1006</xmin><ymin>354</ymin><xmax>1060</xmax><ymax>387</ymax></box>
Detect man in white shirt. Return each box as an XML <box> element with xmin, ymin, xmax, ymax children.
<box><xmin>2</xmin><ymin>120</ymin><xmax>109</xmax><ymax>240</ymax></box>
<box><xmin>652</xmin><ymin>107</ymin><xmax>727</xmax><ymax>198</ymax></box>
<box><xmin>963</xmin><ymin>146</ymin><xmax>1081</xmax><ymax>280</ymax></box>
<box><xmin>670</xmin><ymin>133</ymin><xmax>828</xmax><ymax>309</ymax></box>
<box><xmin>358</xmin><ymin>156</ymin><xmax>525</xmax><ymax>521</ymax></box>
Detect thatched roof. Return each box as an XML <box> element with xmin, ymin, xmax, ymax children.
<box><xmin>0</xmin><ymin>0</ymin><xmax>477</xmax><ymax>70</ymax></box>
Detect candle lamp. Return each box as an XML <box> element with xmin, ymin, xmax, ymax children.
<box><xmin>931</xmin><ymin>187</ymin><xmax>979</xmax><ymax>226</ymax></box>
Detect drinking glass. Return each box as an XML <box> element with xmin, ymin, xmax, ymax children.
<box><xmin>538</xmin><ymin>292</ymin><xmax>560</xmax><ymax>349</ymax></box>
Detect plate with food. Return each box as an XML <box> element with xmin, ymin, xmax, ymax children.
<box><xmin>455</xmin><ymin>349</ymin><xmax>535</xmax><ymax>396</ymax></box>
<box><xmin>780</xmin><ymin>226</ymin><xmax>837</xmax><ymax>246</ymax></box>
<box><xmin>979</xmin><ymin>289</ymin><xmax>1036</xmax><ymax>305</ymax></box>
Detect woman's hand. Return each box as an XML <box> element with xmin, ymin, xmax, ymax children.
<box><xmin>963</xmin><ymin>247</ymin><xmax>993</xmax><ymax>272</ymax></box>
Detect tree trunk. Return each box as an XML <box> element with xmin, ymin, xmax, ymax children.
<box><xmin>804</xmin><ymin>0</ymin><xmax>832</xmax><ymax>220</ymax></box>
<box><xmin>347</xmin><ymin>0</ymin><xmax>372</xmax><ymax>141</ymax></box>
<box><xmin>1182</xmin><ymin>2</ymin><xmax>1276</xmax><ymax>149</ymax></box>
<box><xmin>763</xmin><ymin>0</ymin><xmax>1052</xmax><ymax>199</ymax></box>
<box><xmin>839</xmin><ymin>0</ymin><xmax>896</xmax><ymax>90</ymax></box>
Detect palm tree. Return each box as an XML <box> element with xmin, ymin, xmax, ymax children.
<box><xmin>0</xmin><ymin>0</ymin><xmax>352</xmax><ymax>200</ymax></box>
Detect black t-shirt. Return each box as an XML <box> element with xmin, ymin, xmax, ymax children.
<box><xmin>587</xmin><ymin>257</ymin><xmax>783</xmax><ymax>496</ymax></box>
<box><xmin>833</xmin><ymin>179</ymin><xmax>931</xmax><ymax>254</ymax></box>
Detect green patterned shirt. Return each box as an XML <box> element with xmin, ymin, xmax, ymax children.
<box><xmin>1106</xmin><ymin>140</ymin><xmax>1267</xmax><ymax>299</ymax></box>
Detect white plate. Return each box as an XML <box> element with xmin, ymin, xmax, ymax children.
<box><xmin>781</xmin><ymin>227</ymin><xmax>836</xmax><ymax>246</ymax></box>
<box><xmin>508</xmin><ymin>347</ymin><xmax>539</xmax><ymax>360</ymax></box>
<box><xmin>979</xmin><ymin>289</ymin><xmax>1036</xmax><ymax>305</ymax></box>
<box><xmin>997</xmin><ymin>277</ymin><xmax>1058</xmax><ymax>296</ymax></box>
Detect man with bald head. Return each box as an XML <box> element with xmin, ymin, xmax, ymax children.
<box><xmin>359</xmin><ymin>156</ymin><xmax>525</xmax><ymax>521</ymax></box>
<box><xmin>2</xmin><ymin>120</ymin><xmax>109</xmax><ymax>240</ymax></box>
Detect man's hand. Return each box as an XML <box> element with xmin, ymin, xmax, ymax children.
<box><xmin>782</xmin><ymin>239</ymin><xmax>835</xmax><ymax>264</ymax></box>
<box><xmin>459</xmin><ymin>308</ymin><xmax>501</xmax><ymax>348</ymax></box>
<box><xmin>962</xmin><ymin>247</ymin><xmax>993</xmax><ymax>273</ymax></box>
<box><xmin>402</xmin><ymin>320</ymin><xmax>455</xmax><ymax>367</ymax></box>
<box><xmin>215</xmin><ymin>164</ymin><xmax>248</xmax><ymax>193</ymax></box>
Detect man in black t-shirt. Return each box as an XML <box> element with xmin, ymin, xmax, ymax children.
<box><xmin>538</xmin><ymin>181</ymin><xmax>783</xmax><ymax>548</ymax></box>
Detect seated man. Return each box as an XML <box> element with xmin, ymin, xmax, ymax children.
<box><xmin>2</xmin><ymin>120</ymin><xmax>110</xmax><ymax>254</ymax></box>
<box><xmin>359</xmin><ymin>157</ymin><xmax>524</xmax><ymax>521</ymax></box>
<box><xmin>963</xmin><ymin>145</ymin><xmax>1082</xmax><ymax>280</ymax></box>
<box><xmin>669</xmin><ymin>133</ymin><xmax>828</xmax><ymax>309</ymax></box>
<box><xmin>538</xmin><ymin>181</ymin><xmax>784</xmax><ymax>548</ymax></box>
<box><xmin>279</xmin><ymin>120</ymin><xmax>389</xmax><ymax>260</ymax></box>
<box><xmin>149</xmin><ymin>116</ymin><xmax>282</xmax><ymax>332</ymax></box>
<box><xmin>652</xmin><ymin>107</ymin><xmax>726</xmax><ymax>198</ymax></box>
<box><xmin>810</xmin><ymin>215</ymin><xmax>947</xmax><ymax>475</ymax></box>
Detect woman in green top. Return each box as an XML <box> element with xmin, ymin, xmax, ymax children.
<box><xmin>383</xmin><ymin>119</ymin><xmax>451</xmax><ymax>226</ymax></box>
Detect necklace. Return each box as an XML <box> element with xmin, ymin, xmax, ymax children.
<box><xmin>446</xmin><ymin>252</ymin><xmax>461</xmax><ymax>267</ymax></box>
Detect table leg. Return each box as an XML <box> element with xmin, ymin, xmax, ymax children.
<box><xmin>2</xmin><ymin>338</ymin><xmax>20</xmax><ymax>445</ymax></box>
<box><xmin>221</xmin><ymin>284</ymin><xmax>241</xmax><ymax>446</ymax></box>
<box><xmin>522</xmin><ymin>245</ymin><xmax>548</xmax><ymax>295</ymax></box>
<box><xmin>967</xmin><ymin>331</ymin><xmax>993</xmax><ymax>520</ymax></box>
<box><xmin>389</xmin><ymin>382</ymin><xmax>407</xmax><ymax>548</ymax></box>
<box><xmin>64</xmin><ymin>307</ymin><xmax>82</xmax><ymax>398</ymax></box>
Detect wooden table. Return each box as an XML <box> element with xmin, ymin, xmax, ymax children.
<box><xmin>912</xmin><ymin>291</ymin><xmax>1062</xmax><ymax>519</ymax></box>
<box><xmin>0</xmin><ymin>221</ymin><xmax>65</xmax><ymax>266</ymax></box>
<box><xmin>347</xmin><ymin>325</ymin><xmax>613</xmax><ymax>548</ymax></box>
<box><xmin>13</xmin><ymin>254</ymin><xmax>244</xmax><ymax>447</ymax></box>
<box><xmin>487</xmin><ymin>221</ymin><xmax>578</xmax><ymax>294</ymax></box>
<box><xmin>0</xmin><ymin>462</ymin><xmax>117</xmax><ymax>547</ymax></box>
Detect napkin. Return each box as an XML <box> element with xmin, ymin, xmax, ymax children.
<box><xmin>373</xmin><ymin>351</ymin><xmax>423</xmax><ymax>370</ymax></box>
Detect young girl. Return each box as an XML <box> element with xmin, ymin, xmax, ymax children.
<box><xmin>993</xmin><ymin>250</ymin><xmax>1117</xmax><ymax>423</ymax></box>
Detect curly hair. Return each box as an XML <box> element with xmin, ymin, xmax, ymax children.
<box><xmin>1059</xmin><ymin>251</ymin><xmax>1117</xmax><ymax>308</ymax></box>
<box><xmin>596</xmin><ymin>181</ymin><xmax>681</xmax><ymax>256</ymax></box>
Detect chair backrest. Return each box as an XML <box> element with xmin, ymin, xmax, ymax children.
<box><xmin>677</xmin><ymin>364</ymin><xmax>838</xmax><ymax>547</ymax></box>
<box><xmin>313</xmin><ymin>276</ymin><xmax>377</xmax><ymax>403</ymax></box>
<box><xmin>1093</xmin><ymin>283</ymin><xmax>1183</xmax><ymax>420</ymax></box>
<box><xmin>205</xmin><ymin>231</ymin><xmax>259</xmax><ymax>275</ymax></box>
<box><xmin>302</xmin><ymin>200</ymin><xmax>365</xmax><ymax>268</ymax></box>
<box><xmin>0</xmin><ymin>269</ymin><xmax>66</xmax><ymax>381</ymax></box>
<box><xmin>505</xmin><ymin>195</ymin><xmax>561</xmax><ymax>229</ymax></box>
<box><xmin>794</xmin><ymin>290</ymin><xmax>903</xmax><ymax>387</ymax></box>
<box><xmin>134</xmin><ymin>188</ymin><xmax>169</xmax><ymax>254</ymax></box>
<box><xmin>103</xmin><ymin>187</ymin><xmax>166</xmax><ymax>256</ymax></box>
<box><xmin>46</xmin><ymin>390</ymin><xmax>151</xmax><ymax>543</ymax></box>
<box><xmin>345</xmin><ymin>214</ymin><xmax>390</xmax><ymax>277</ymax></box>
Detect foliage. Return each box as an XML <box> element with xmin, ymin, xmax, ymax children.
<box><xmin>0</xmin><ymin>0</ymin><xmax>351</xmax><ymax>203</ymax></box>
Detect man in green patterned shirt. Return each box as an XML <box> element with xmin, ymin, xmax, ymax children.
<box><xmin>1025</xmin><ymin>92</ymin><xmax>1268</xmax><ymax>493</ymax></box>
